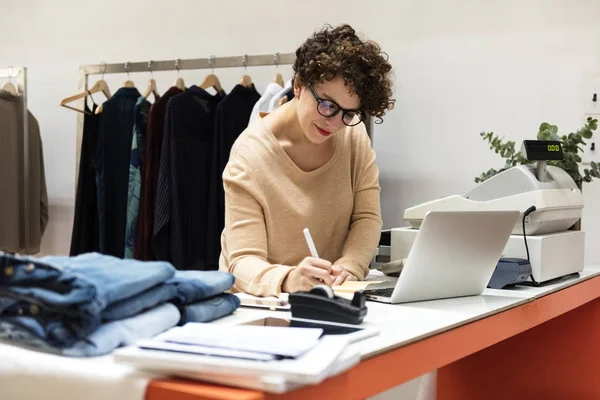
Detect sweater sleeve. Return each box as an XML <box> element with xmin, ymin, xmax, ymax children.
<box><xmin>222</xmin><ymin>154</ymin><xmax>294</xmax><ymax>297</ymax></box>
<box><xmin>333</xmin><ymin>130</ymin><xmax>383</xmax><ymax>280</ymax></box>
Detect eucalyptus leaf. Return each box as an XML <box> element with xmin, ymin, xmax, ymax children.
<box><xmin>476</xmin><ymin>118</ymin><xmax>599</xmax><ymax>185</ymax></box>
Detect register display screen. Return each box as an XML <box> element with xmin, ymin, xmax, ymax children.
<box><xmin>242</xmin><ymin>317</ymin><xmax>363</xmax><ymax>336</ymax></box>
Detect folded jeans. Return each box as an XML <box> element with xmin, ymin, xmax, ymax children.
<box><xmin>0</xmin><ymin>252</ymin><xmax>174</xmax><ymax>344</ymax></box>
<box><xmin>179</xmin><ymin>293</ymin><xmax>240</xmax><ymax>325</ymax></box>
<box><xmin>0</xmin><ymin>252</ymin><xmax>238</xmax><ymax>348</ymax></box>
<box><xmin>0</xmin><ymin>303</ymin><xmax>180</xmax><ymax>357</ymax></box>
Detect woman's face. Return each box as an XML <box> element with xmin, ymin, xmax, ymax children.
<box><xmin>294</xmin><ymin>75</ymin><xmax>361</xmax><ymax>145</ymax></box>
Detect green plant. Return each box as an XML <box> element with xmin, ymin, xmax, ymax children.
<box><xmin>475</xmin><ymin>117</ymin><xmax>600</xmax><ymax>186</ymax></box>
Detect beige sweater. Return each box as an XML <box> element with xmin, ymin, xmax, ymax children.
<box><xmin>218</xmin><ymin>117</ymin><xmax>382</xmax><ymax>297</ymax></box>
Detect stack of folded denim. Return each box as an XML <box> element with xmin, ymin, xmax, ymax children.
<box><xmin>0</xmin><ymin>252</ymin><xmax>240</xmax><ymax>356</ymax></box>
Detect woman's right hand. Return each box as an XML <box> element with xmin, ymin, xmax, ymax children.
<box><xmin>281</xmin><ymin>257</ymin><xmax>333</xmax><ymax>293</ymax></box>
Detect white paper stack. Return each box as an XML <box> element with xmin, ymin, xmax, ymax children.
<box><xmin>113</xmin><ymin>323</ymin><xmax>359</xmax><ymax>393</ymax></box>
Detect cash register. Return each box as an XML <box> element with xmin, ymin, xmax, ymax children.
<box><xmin>374</xmin><ymin>140</ymin><xmax>585</xmax><ymax>286</ymax></box>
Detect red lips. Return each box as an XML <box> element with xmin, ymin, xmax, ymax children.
<box><xmin>316</xmin><ymin>125</ymin><xmax>331</xmax><ymax>136</ymax></box>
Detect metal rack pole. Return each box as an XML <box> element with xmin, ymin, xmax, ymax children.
<box><xmin>0</xmin><ymin>66</ymin><xmax>29</xmax><ymax>247</ymax></box>
<box><xmin>80</xmin><ymin>53</ymin><xmax>296</xmax><ymax>75</ymax></box>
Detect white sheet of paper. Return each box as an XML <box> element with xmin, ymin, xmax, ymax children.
<box><xmin>136</xmin><ymin>339</ymin><xmax>277</xmax><ymax>361</ymax></box>
<box><xmin>159</xmin><ymin>324</ymin><xmax>323</xmax><ymax>358</ymax></box>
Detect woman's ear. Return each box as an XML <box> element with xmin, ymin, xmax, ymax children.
<box><xmin>293</xmin><ymin>74</ymin><xmax>302</xmax><ymax>98</ymax></box>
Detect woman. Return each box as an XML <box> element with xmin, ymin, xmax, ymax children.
<box><xmin>219</xmin><ymin>24</ymin><xmax>395</xmax><ymax>296</ymax></box>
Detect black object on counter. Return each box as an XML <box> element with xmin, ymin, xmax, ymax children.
<box><xmin>289</xmin><ymin>285</ymin><xmax>367</xmax><ymax>325</ymax></box>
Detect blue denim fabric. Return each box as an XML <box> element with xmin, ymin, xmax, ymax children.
<box><xmin>101</xmin><ymin>282</ymin><xmax>178</xmax><ymax>321</ymax></box>
<box><xmin>0</xmin><ymin>252</ymin><xmax>237</xmax><ymax>353</ymax></box>
<box><xmin>0</xmin><ymin>303</ymin><xmax>180</xmax><ymax>357</ymax></box>
<box><xmin>179</xmin><ymin>293</ymin><xmax>240</xmax><ymax>324</ymax></box>
<box><xmin>101</xmin><ymin>270</ymin><xmax>235</xmax><ymax>321</ymax></box>
<box><xmin>0</xmin><ymin>252</ymin><xmax>175</xmax><ymax>344</ymax></box>
<box><xmin>169</xmin><ymin>271</ymin><xmax>235</xmax><ymax>304</ymax></box>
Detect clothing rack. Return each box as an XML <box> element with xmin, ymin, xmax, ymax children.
<box><xmin>74</xmin><ymin>53</ymin><xmax>373</xmax><ymax>186</ymax></box>
<box><xmin>80</xmin><ymin>53</ymin><xmax>297</xmax><ymax>75</ymax></box>
<box><xmin>0</xmin><ymin>66</ymin><xmax>29</xmax><ymax>244</ymax></box>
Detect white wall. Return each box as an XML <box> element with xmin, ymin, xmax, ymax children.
<box><xmin>2</xmin><ymin>0</ymin><xmax>600</xmax><ymax>260</ymax></box>
<box><xmin>3</xmin><ymin>0</ymin><xmax>600</xmax><ymax>260</ymax></box>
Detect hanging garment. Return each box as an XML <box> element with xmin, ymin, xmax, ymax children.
<box><xmin>70</xmin><ymin>100</ymin><xmax>100</xmax><ymax>255</ymax></box>
<box><xmin>135</xmin><ymin>86</ymin><xmax>183</xmax><ymax>261</ymax></box>
<box><xmin>247</xmin><ymin>82</ymin><xmax>283</xmax><ymax>125</ymax></box>
<box><xmin>124</xmin><ymin>97</ymin><xmax>151</xmax><ymax>258</ymax></box>
<box><xmin>268</xmin><ymin>79</ymin><xmax>292</xmax><ymax>111</ymax></box>
<box><xmin>153</xmin><ymin>86</ymin><xmax>225</xmax><ymax>270</ymax></box>
<box><xmin>0</xmin><ymin>90</ymin><xmax>48</xmax><ymax>254</ymax></box>
<box><xmin>206</xmin><ymin>84</ymin><xmax>260</xmax><ymax>268</ymax></box>
<box><xmin>95</xmin><ymin>87</ymin><xmax>141</xmax><ymax>258</ymax></box>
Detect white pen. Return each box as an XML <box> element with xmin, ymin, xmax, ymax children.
<box><xmin>303</xmin><ymin>228</ymin><xmax>319</xmax><ymax>258</ymax></box>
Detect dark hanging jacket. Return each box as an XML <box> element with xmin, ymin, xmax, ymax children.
<box><xmin>135</xmin><ymin>86</ymin><xmax>183</xmax><ymax>261</ymax></box>
<box><xmin>153</xmin><ymin>86</ymin><xmax>225</xmax><ymax>269</ymax></box>
<box><xmin>206</xmin><ymin>84</ymin><xmax>260</xmax><ymax>267</ymax></box>
<box><xmin>70</xmin><ymin>101</ymin><xmax>100</xmax><ymax>255</ymax></box>
<box><xmin>95</xmin><ymin>86</ymin><xmax>141</xmax><ymax>258</ymax></box>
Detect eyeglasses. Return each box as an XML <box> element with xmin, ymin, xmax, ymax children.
<box><xmin>307</xmin><ymin>83</ymin><xmax>366</xmax><ymax>127</ymax></box>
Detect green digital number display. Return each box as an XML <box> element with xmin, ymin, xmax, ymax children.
<box><xmin>547</xmin><ymin>144</ymin><xmax>560</xmax><ymax>152</ymax></box>
<box><xmin>521</xmin><ymin>140</ymin><xmax>564</xmax><ymax>161</ymax></box>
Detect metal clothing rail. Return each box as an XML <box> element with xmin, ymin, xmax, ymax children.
<box><xmin>81</xmin><ymin>53</ymin><xmax>296</xmax><ymax>75</ymax></box>
<box><xmin>0</xmin><ymin>66</ymin><xmax>29</xmax><ymax>247</ymax></box>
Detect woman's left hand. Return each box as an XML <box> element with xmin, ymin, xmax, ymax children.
<box><xmin>331</xmin><ymin>265</ymin><xmax>358</xmax><ymax>286</ymax></box>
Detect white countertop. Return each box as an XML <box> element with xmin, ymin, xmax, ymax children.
<box><xmin>215</xmin><ymin>265</ymin><xmax>600</xmax><ymax>360</ymax></box>
<box><xmin>2</xmin><ymin>265</ymin><xmax>599</xmax><ymax>400</ymax></box>
<box><xmin>0</xmin><ymin>343</ymin><xmax>161</xmax><ymax>400</ymax></box>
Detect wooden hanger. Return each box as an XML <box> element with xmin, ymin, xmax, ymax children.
<box><xmin>272</xmin><ymin>54</ymin><xmax>284</xmax><ymax>87</ymax></box>
<box><xmin>240</xmin><ymin>74</ymin><xmax>253</xmax><ymax>88</ymax></box>
<box><xmin>173</xmin><ymin>58</ymin><xmax>186</xmax><ymax>91</ymax></box>
<box><xmin>96</xmin><ymin>62</ymin><xmax>136</xmax><ymax>114</ymax></box>
<box><xmin>2</xmin><ymin>81</ymin><xmax>18</xmax><ymax>96</ymax></box>
<box><xmin>239</xmin><ymin>55</ymin><xmax>253</xmax><ymax>88</ymax></box>
<box><xmin>200</xmin><ymin>73</ymin><xmax>223</xmax><ymax>92</ymax></box>
<box><xmin>2</xmin><ymin>67</ymin><xmax>19</xmax><ymax>96</ymax></box>
<box><xmin>95</xmin><ymin>80</ymin><xmax>136</xmax><ymax>114</ymax></box>
<box><xmin>143</xmin><ymin>62</ymin><xmax>159</xmax><ymax>100</ymax></box>
<box><xmin>122</xmin><ymin>61</ymin><xmax>136</xmax><ymax>89</ymax></box>
<box><xmin>60</xmin><ymin>79</ymin><xmax>111</xmax><ymax>114</ymax></box>
<box><xmin>274</xmin><ymin>72</ymin><xmax>284</xmax><ymax>87</ymax></box>
<box><xmin>142</xmin><ymin>78</ymin><xmax>159</xmax><ymax>100</ymax></box>
<box><xmin>175</xmin><ymin>77</ymin><xmax>186</xmax><ymax>91</ymax></box>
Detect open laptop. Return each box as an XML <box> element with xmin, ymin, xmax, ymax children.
<box><xmin>363</xmin><ymin>210</ymin><xmax>519</xmax><ymax>304</ymax></box>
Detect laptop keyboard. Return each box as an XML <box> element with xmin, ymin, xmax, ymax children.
<box><xmin>364</xmin><ymin>287</ymin><xmax>394</xmax><ymax>297</ymax></box>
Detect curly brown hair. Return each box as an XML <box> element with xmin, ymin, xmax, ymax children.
<box><xmin>293</xmin><ymin>24</ymin><xmax>395</xmax><ymax>122</ymax></box>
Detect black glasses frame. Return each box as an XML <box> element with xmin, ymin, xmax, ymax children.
<box><xmin>307</xmin><ymin>83</ymin><xmax>366</xmax><ymax>126</ymax></box>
